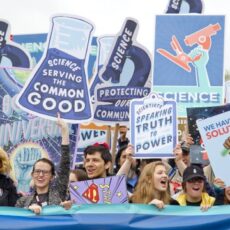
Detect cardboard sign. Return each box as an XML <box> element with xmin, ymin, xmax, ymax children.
<box><xmin>0</xmin><ymin>19</ymin><xmax>32</xmax><ymax>69</ymax></box>
<box><xmin>90</xmin><ymin>18</ymin><xmax>151</xmax><ymax>124</ymax></box>
<box><xmin>153</xmin><ymin>15</ymin><xmax>225</xmax><ymax>116</ymax></box>
<box><xmin>70</xmin><ymin>175</ymin><xmax>128</xmax><ymax>204</ymax></box>
<box><xmin>197</xmin><ymin>111</ymin><xmax>230</xmax><ymax>186</ymax></box>
<box><xmin>166</xmin><ymin>0</ymin><xmax>203</xmax><ymax>14</ymax></box>
<box><xmin>0</xmin><ymin>67</ymin><xmax>78</xmax><ymax>193</ymax></box>
<box><xmin>187</xmin><ymin>104</ymin><xmax>230</xmax><ymax>165</ymax></box>
<box><xmin>130</xmin><ymin>92</ymin><xmax>177</xmax><ymax>158</ymax></box>
<box><xmin>12</xmin><ymin>33</ymin><xmax>97</xmax><ymax>80</ymax></box>
<box><xmin>16</xmin><ymin>16</ymin><xmax>94</xmax><ymax>123</ymax></box>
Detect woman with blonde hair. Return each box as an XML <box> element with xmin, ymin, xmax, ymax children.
<box><xmin>131</xmin><ymin>161</ymin><xmax>177</xmax><ymax>209</ymax></box>
<box><xmin>0</xmin><ymin>148</ymin><xmax>18</xmax><ymax>206</ymax></box>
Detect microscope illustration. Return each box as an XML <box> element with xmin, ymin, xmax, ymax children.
<box><xmin>0</xmin><ymin>20</ymin><xmax>32</xmax><ymax>68</ymax></box>
<box><xmin>157</xmin><ymin>23</ymin><xmax>221</xmax><ymax>87</ymax></box>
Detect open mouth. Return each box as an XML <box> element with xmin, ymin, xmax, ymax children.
<box><xmin>160</xmin><ymin>179</ymin><xmax>168</xmax><ymax>187</ymax></box>
<box><xmin>87</xmin><ymin>168</ymin><xmax>95</xmax><ymax>175</ymax></box>
<box><xmin>192</xmin><ymin>187</ymin><xmax>201</xmax><ymax>191</ymax></box>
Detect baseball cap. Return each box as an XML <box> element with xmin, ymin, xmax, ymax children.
<box><xmin>183</xmin><ymin>165</ymin><xmax>205</xmax><ymax>182</ymax></box>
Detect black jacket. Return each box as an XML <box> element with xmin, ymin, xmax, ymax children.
<box><xmin>0</xmin><ymin>174</ymin><xmax>18</xmax><ymax>206</ymax></box>
<box><xmin>16</xmin><ymin>145</ymin><xmax>70</xmax><ymax>208</ymax></box>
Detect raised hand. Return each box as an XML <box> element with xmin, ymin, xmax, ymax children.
<box><xmin>173</xmin><ymin>144</ymin><xmax>183</xmax><ymax>162</ymax></box>
<box><xmin>56</xmin><ymin>113</ymin><xmax>69</xmax><ymax>145</ymax></box>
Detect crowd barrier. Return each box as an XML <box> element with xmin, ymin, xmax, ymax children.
<box><xmin>1</xmin><ymin>204</ymin><xmax>230</xmax><ymax>229</ymax></box>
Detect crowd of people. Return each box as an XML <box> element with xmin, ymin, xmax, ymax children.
<box><xmin>0</xmin><ymin>117</ymin><xmax>230</xmax><ymax>215</ymax></box>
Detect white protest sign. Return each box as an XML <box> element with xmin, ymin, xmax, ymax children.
<box><xmin>130</xmin><ymin>92</ymin><xmax>177</xmax><ymax>158</ymax></box>
<box><xmin>197</xmin><ymin>111</ymin><xmax>230</xmax><ymax>186</ymax></box>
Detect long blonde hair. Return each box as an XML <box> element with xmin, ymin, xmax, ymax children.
<box><xmin>0</xmin><ymin>148</ymin><xmax>11</xmax><ymax>174</ymax></box>
<box><xmin>131</xmin><ymin>161</ymin><xmax>170</xmax><ymax>204</ymax></box>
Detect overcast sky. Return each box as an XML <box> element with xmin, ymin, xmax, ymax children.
<box><xmin>1</xmin><ymin>0</ymin><xmax>229</xmax><ymax>70</ymax></box>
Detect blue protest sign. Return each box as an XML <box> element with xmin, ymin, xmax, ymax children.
<box><xmin>90</xmin><ymin>18</ymin><xmax>151</xmax><ymax>124</ymax></box>
<box><xmin>2</xmin><ymin>205</ymin><xmax>230</xmax><ymax>230</ymax></box>
<box><xmin>0</xmin><ymin>19</ymin><xmax>32</xmax><ymax>68</ymax></box>
<box><xmin>166</xmin><ymin>0</ymin><xmax>203</xmax><ymax>14</ymax></box>
<box><xmin>153</xmin><ymin>15</ymin><xmax>225</xmax><ymax>117</ymax></box>
<box><xmin>13</xmin><ymin>34</ymin><xmax>97</xmax><ymax>79</ymax></box>
<box><xmin>0</xmin><ymin>67</ymin><xmax>78</xmax><ymax>193</ymax></box>
<box><xmin>12</xmin><ymin>33</ymin><xmax>47</xmax><ymax>67</ymax></box>
<box><xmin>16</xmin><ymin>16</ymin><xmax>94</xmax><ymax>123</ymax></box>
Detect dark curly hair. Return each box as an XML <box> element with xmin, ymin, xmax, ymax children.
<box><xmin>84</xmin><ymin>144</ymin><xmax>112</xmax><ymax>164</ymax></box>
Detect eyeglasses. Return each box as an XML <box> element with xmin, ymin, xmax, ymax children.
<box><xmin>187</xmin><ymin>178</ymin><xmax>204</xmax><ymax>183</ymax></box>
<box><xmin>33</xmin><ymin>169</ymin><xmax>51</xmax><ymax>176</ymax></box>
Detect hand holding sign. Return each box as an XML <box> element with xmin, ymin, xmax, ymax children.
<box><xmin>223</xmin><ymin>136</ymin><xmax>230</xmax><ymax>150</ymax></box>
<box><xmin>222</xmin><ymin>136</ymin><xmax>230</xmax><ymax>156</ymax></box>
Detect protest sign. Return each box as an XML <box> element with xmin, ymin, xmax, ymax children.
<box><xmin>0</xmin><ymin>19</ymin><xmax>32</xmax><ymax>69</ymax></box>
<box><xmin>130</xmin><ymin>92</ymin><xmax>177</xmax><ymax>158</ymax></box>
<box><xmin>90</xmin><ymin>18</ymin><xmax>151</xmax><ymax>124</ymax></box>
<box><xmin>197</xmin><ymin>111</ymin><xmax>230</xmax><ymax>186</ymax></box>
<box><xmin>187</xmin><ymin>104</ymin><xmax>230</xmax><ymax>165</ymax></box>
<box><xmin>70</xmin><ymin>175</ymin><xmax>128</xmax><ymax>204</ymax></box>
<box><xmin>16</xmin><ymin>16</ymin><xmax>94</xmax><ymax>123</ymax></box>
<box><xmin>0</xmin><ymin>67</ymin><xmax>78</xmax><ymax>193</ymax></box>
<box><xmin>153</xmin><ymin>15</ymin><xmax>225</xmax><ymax>116</ymax></box>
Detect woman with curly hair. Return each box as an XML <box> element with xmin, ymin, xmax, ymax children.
<box><xmin>0</xmin><ymin>148</ymin><xmax>18</xmax><ymax>206</ymax></box>
<box><xmin>131</xmin><ymin>161</ymin><xmax>178</xmax><ymax>209</ymax></box>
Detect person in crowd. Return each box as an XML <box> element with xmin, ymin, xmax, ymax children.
<box><xmin>15</xmin><ymin>114</ymin><xmax>72</xmax><ymax>214</ymax></box>
<box><xmin>174</xmin><ymin>165</ymin><xmax>215</xmax><ymax>210</ymax></box>
<box><xmin>203</xmin><ymin>164</ymin><xmax>215</xmax><ymax>185</ymax></box>
<box><xmin>169</xmin><ymin>135</ymin><xmax>215</xmax><ymax>198</ymax></box>
<box><xmin>117</xmin><ymin>142</ymin><xmax>189</xmax><ymax>197</ymax></box>
<box><xmin>83</xmin><ymin>142</ymin><xmax>112</xmax><ymax>179</ymax></box>
<box><xmin>115</xmin><ymin>144</ymin><xmax>140</xmax><ymax>193</ymax></box>
<box><xmin>168</xmin><ymin>135</ymin><xmax>193</xmax><ymax>195</ymax></box>
<box><xmin>0</xmin><ymin>148</ymin><xmax>18</xmax><ymax>206</ymax></box>
<box><xmin>66</xmin><ymin>168</ymin><xmax>88</xmax><ymax>200</ymax></box>
<box><xmin>130</xmin><ymin>161</ymin><xmax>178</xmax><ymax>209</ymax></box>
<box><xmin>215</xmin><ymin>185</ymin><xmax>230</xmax><ymax>205</ymax></box>
<box><xmin>203</xmin><ymin>136</ymin><xmax>230</xmax><ymax>191</ymax></box>
<box><xmin>69</xmin><ymin>169</ymin><xmax>88</xmax><ymax>183</ymax></box>
<box><xmin>117</xmin><ymin>125</ymin><xmax>129</xmax><ymax>150</ymax></box>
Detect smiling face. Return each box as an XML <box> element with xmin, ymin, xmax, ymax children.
<box><xmin>32</xmin><ymin>161</ymin><xmax>53</xmax><ymax>194</ymax></box>
<box><xmin>152</xmin><ymin>165</ymin><xmax>168</xmax><ymax>192</ymax></box>
<box><xmin>84</xmin><ymin>152</ymin><xmax>110</xmax><ymax>179</ymax></box>
<box><xmin>185</xmin><ymin>177</ymin><xmax>204</xmax><ymax>203</ymax></box>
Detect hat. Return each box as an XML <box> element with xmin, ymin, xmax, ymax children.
<box><xmin>183</xmin><ymin>165</ymin><xmax>205</xmax><ymax>182</ymax></box>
